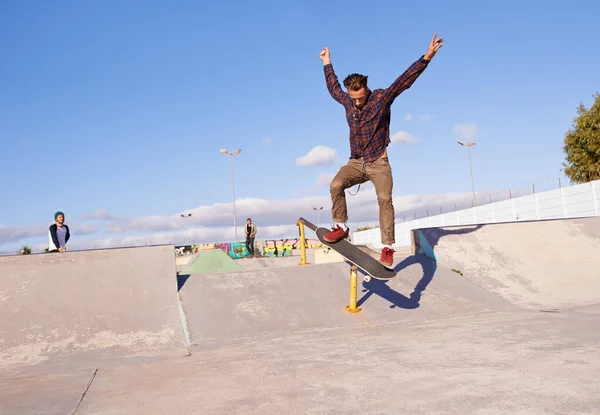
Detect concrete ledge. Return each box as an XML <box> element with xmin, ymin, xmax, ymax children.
<box><xmin>313</xmin><ymin>247</ymin><xmax>345</xmax><ymax>264</ymax></box>
<box><xmin>409</xmin><ymin>217</ymin><xmax>600</xmax><ymax>309</ymax></box>
<box><xmin>0</xmin><ymin>245</ymin><xmax>189</xmax><ymax>378</ymax></box>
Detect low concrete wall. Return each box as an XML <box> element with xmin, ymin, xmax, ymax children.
<box><xmin>410</xmin><ymin>217</ymin><xmax>600</xmax><ymax>310</ymax></box>
<box><xmin>0</xmin><ymin>245</ymin><xmax>189</xmax><ymax>378</ymax></box>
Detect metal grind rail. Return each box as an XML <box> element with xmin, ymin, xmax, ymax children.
<box><xmin>296</xmin><ymin>217</ymin><xmax>362</xmax><ymax>313</ymax></box>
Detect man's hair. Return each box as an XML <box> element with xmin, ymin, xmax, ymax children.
<box><xmin>343</xmin><ymin>73</ymin><xmax>368</xmax><ymax>91</ymax></box>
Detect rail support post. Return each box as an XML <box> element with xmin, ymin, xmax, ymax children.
<box><xmin>345</xmin><ymin>264</ymin><xmax>362</xmax><ymax>313</ymax></box>
<box><xmin>295</xmin><ymin>220</ymin><xmax>310</xmax><ymax>266</ymax></box>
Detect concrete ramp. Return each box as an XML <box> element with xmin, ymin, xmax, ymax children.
<box><xmin>178</xmin><ymin>258</ymin><xmax>512</xmax><ymax>348</ymax></box>
<box><xmin>3</xmin><ymin>235</ymin><xmax>600</xmax><ymax>414</ymax></box>
<box><xmin>0</xmin><ymin>245</ymin><xmax>189</xmax><ymax>379</ymax></box>
<box><xmin>184</xmin><ymin>249</ymin><xmax>243</xmax><ymax>275</ymax></box>
<box><xmin>412</xmin><ymin>217</ymin><xmax>600</xmax><ymax>310</ymax></box>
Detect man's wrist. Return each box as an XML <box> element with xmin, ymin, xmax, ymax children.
<box><xmin>323</xmin><ymin>61</ymin><xmax>331</xmax><ymax>66</ymax></box>
<box><xmin>422</xmin><ymin>54</ymin><xmax>431</xmax><ymax>62</ymax></box>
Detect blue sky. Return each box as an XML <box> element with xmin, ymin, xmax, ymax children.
<box><xmin>1</xmin><ymin>0</ymin><xmax>599</xmax><ymax>253</ymax></box>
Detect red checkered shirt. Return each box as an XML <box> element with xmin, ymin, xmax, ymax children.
<box><xmin>324</xmin><ymin>56</ymin><xmax>430</xmax><ymax>163</ymax></box>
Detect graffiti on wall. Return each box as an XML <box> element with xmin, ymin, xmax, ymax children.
<box><xmin>174</xmin><ymin>238</ymin><xmax>324</xmax><ymax>259</ymax></box>
<box><xmin>219</xmin><ymin>242</ymin><xmax>251</xmax><ymax>259</ymax></box>
<box><xmin>259</xmin><ymin>239</ymin><xmax>322</xmax><ymax>257</ymax></box>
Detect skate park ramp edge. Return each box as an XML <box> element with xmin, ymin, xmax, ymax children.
<box><xmin>183</xmin><ymin>249</ymin><xmax>243</xmax><ymax>274</ymax></box>
<box><xmin>410</xmin><ymin>216</ymin><xmax>600</xmax><ymax>310</ymax></box>
<box><xmin>177</xmin><ymin>258</ymin><xmax>513</xmax><ymax>348</ymax></box>
<box><xmin>0</xmin><ymin>244</ymin><xmax>190</xmax><ymax>379</ymax></box>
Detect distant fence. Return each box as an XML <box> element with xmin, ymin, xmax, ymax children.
<box><xmin>353</xmin><ymin>179</ymin><xmax>600</xmax><ymax>248</ymax></box>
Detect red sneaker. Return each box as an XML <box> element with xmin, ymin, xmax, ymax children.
<box><xmin>380</xmin><ymin>247</ymin><xmax>395</xmax><ymax>267</ymax></box>
<box><xmin>323</xmin><ymin>225</ymin><xmax>349</xmax><ymax>243</ymax></box>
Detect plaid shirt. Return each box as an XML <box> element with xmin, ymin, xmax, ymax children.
<box><xmin>324</xmin><ymin>56</ymin><xmax>430</xmax><ymax>163</ymax></box>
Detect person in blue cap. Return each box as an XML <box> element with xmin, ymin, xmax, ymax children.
<box><xmin>48</xmin><ymin>211</ymin><xmax>70</xmax><ymax>252</ymax></box>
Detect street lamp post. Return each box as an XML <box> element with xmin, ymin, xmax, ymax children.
<box><xmin>220</xmin><ymin>148</ymin><xmax>242</xmax><ymax>241</ymax></box>
<box><xmin>313</xmin><ymin>206</ymin><xmax>323</xmax><ymax>226</ymax></box>
<box><xmin>457</xmin><ymin>140</ymin><xmax>476</xmax><ymax>206</ymax></box>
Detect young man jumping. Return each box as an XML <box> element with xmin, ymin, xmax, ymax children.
<box><xmin>319</xmin><ymin>33</ymin><xmax>444</xmax><ymax>267</ymax></box>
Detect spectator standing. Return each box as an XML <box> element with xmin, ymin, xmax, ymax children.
<box><xmin>245</xmin><ymin>218</ymin><xmax>257</xmax><ymax>257</ymax></box>
<box><xmin>48</xmin><ymin>211</ymin><xmax>70</xmax><ymax>252</ymax></box>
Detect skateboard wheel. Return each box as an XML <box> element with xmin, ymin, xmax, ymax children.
<box><xmin>364</xmin><ymin>276</ymin><xmax>371</xmax><ymax>282</ymax></box>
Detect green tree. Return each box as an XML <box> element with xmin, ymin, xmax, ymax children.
<box><xmin>19</xmin><ymin>245</ymin><xmax>32</xmax><ymax>255</ymax></box>
<box><xmin>562</xmin><ymin>92</ymin><xmax>600</xmax><ymax>183</ymax></box>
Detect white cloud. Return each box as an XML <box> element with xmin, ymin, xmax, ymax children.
<box><xmin>60</xmin><ymin>224</ymin><xmax>305</xmax><ymax>252</ymax></box>
<box><xmin>291</xmin><ymin>172</ymin><xmax>337</xmax><ymax>196</ymax></box>
<box><xmin>1</xmin><ymin>187</ymin><xmax>530</xmax><ymax>254</ymax></box>
<box><xmin>71</xmin><ymin>190</ymin><xmax>476</xmax><ymax>249</ymax></box>
<box><xmin>78</xmin><ymin>223</ymin><xmax>99</xmax><ymax>235</ymax></box>
<box><xmin>0</xmin><ymin>221</ymin><xmax>99</xmax><ymax>248</ymax></box>
<box><xmin>391</xmin><ymin>131</ymin><xmax>419</xmax><ymax>144</ymax></box>
<box><xmin>316</xmin><ymin>172</ymin><xmax>336</xmax><ymax>188</ymax></box>
<box><xmin>296</xmin><ymin>146</ymin><xmax>337</xmax><ymax>167</ymax></box>
<box><xmin>0</xmin><ymin>224</ymin><xmax>48</xmax><ymax>245</ymax></box>
<box><xmin>81</xmin><ymin>209</ymin><xmax>121</xmax><ymax>220</ymax></box>
<box><xmin>123</xmin><ymin>191</ymin><xmax>469</xmax><ymax>234</ymax></box>
<box><xmin>404</xmin><ymin>114</ymin><xmax>413</xmax><ymax>120</ymax></box>
<box><xmin>453</xmin><ymin>123</ymin><xmax>478</xmax><ymax>141</ymax></box>
<box><xmin>262</xmin><ymin>137</ymin><xmax>272</xmax><ymax>145</ymax></box>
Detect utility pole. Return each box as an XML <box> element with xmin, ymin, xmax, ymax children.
<box><xmin>220</xmin><ymin>148</ymin><xmax>242</xmax><ymax>241</ymax></box>
<box><xmin>313</xmin><ymin>206</ymin><xmax>323</xmax><ymax>226</ymax></box>
<box><xmin>457</xmin><ymin>140</ymin><xmax>477</xmax><ymax>206</ymax></box>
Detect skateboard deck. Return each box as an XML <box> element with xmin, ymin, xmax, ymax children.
<box><xmin>315</xmin><ymin>227</ymin><xmax>396</xmax><ymax>282</ymax></box>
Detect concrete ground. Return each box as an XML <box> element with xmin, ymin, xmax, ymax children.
<box><xmin>1</xmin><ymin>218</ymin><xmax>600</xmax><ymax>414</ymax></box>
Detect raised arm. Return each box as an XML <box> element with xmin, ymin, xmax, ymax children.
<box><xmin>382</xmin><ymin>33</ymin><xmax>444</xmax><ymax>105</ymax></box>
<box><xmin>320</xmin><ymin>47</ymin><xmax>350</xmax><ymax>106</ymax></box>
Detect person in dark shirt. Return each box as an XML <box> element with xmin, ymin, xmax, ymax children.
<box><xmin>245</xmin><ymin>218</ymin><xmax>257</xmax><ymax>257</ymax></box>
<box><xmin>318</xmin><ymin>33</ymin><xmax>444</xmax><ymax>267</ymax></box>
<box><xmin>48</xmin><ymin>211</ymin><xmax>70</xmax><ymax>252</ymax></box>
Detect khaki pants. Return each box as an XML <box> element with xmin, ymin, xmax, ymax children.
<box><xmin>329</xmin><ymin>157</ymin><xmax>395</xmax><ymax>245</ymax></box>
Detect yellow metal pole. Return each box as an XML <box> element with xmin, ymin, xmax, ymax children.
<box><xmin>345</xmin><ymin>264</ymin><xmax>362</xmax><ymax>313</ymax></box>
<box><xmin>295</xmin><ymin>220</ymin><xmax>309</xmax><ymax>266</ymax></box>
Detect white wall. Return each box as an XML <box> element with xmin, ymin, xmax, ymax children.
<box><xmin>352</xmin><ymin>179</ymin><xmax>600</xmax><ymax>248</ymax></box>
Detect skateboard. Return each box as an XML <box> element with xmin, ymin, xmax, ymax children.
<box><xmin>315</xmin><ymin>227</ymin><xmax>396</xmax><ymax>282</ymax></box>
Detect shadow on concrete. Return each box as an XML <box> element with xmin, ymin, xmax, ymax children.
<box><xmin>177</xmin><ymin>274</ymin><xmax>190</xmax><ymax>292</ymax></box>
<box><xmin>415</xmin><ymin>224</ymin><xmax>484</xmax><ymax>258</ymax></box>
<box><xmin>356</xmin><ymin>255</ymin><xmax>436</xmax><ymax>310</ymax></box>
<box><xmin>356</xmin><ymin>224</ymin><xmax>484</xmax><ymax>309</ymax></box>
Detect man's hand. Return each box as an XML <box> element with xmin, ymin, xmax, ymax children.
<box><xmin>424</xmin><ymin>33</ymin><xmax>444</xmax><ymax>61</ymax></box>
<box><xmin>319</xmin><ymin>47</ymin><xmax>331</xmax><ymax>65</ymax></box>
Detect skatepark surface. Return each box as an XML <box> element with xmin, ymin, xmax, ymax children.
<box><xmin>1</xmin><ymin>217</ymin><xmax>600</xmax><ymax>414</ymax></box>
